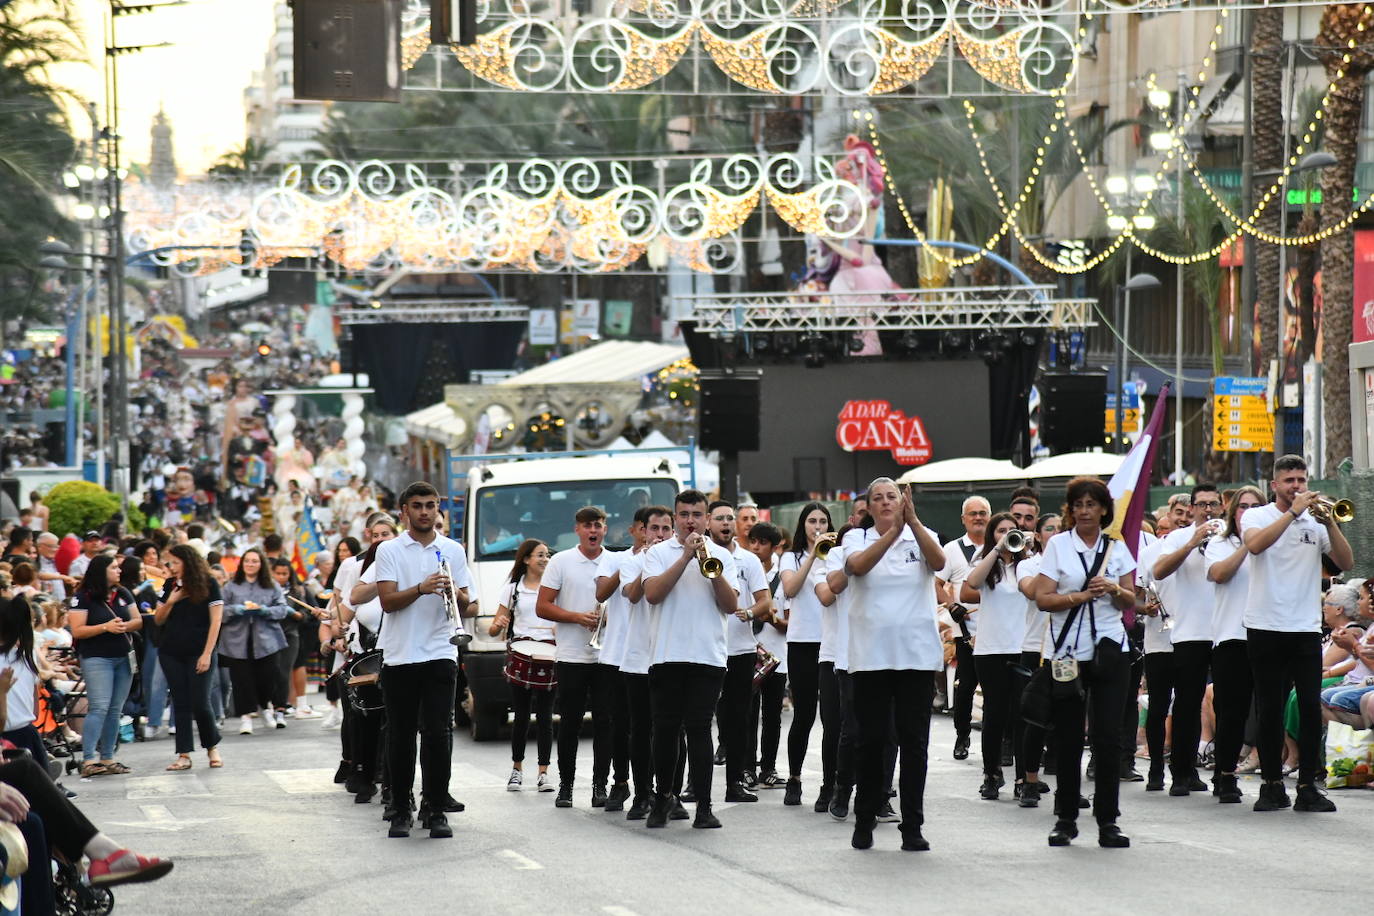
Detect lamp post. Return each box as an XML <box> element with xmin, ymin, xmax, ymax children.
<box><xmin>37</xmin><ymin>242</ymin><xmax>82</xmax><ymax>468</ymax></box>
<box><xmin>1114</xmin><ymin>271</ymin><xmax>1163</xmax><ymax>454</ymax></box>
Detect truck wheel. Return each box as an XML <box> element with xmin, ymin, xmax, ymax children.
<box><xmin>470</xmin><ymin>695</ymin><xmax>504</xmax><ymax>741</ymax></box>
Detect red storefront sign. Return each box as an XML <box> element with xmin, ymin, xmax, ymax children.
<box><xmin>1354</xmin><ymin>229</ymin><xmax>1374</xmax><ymax>344</ymax></box>
<box><xmin>835</xmin><ymin>400</ymin><xmax>932</xmax><ymax>466</ymax></box>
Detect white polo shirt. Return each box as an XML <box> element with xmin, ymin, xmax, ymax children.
<box><xmin>595</xmin><ymin>549</ymin><xmax>636</xmax><ymax>669</ymax></box>
<box><xmin>372</xmin><ymin>530</ymin><xmax>470</xmax><ymax>666</ymax></box>
<box><xmin>1015</xmin><ymin>555</ymin><xmax>1048</xmax><ymax>655</ymax></box>
<box><xmin>939</xmin><ymin>535</ymin><xmax>982</xmax><ymax>636</ymax></box>
<box><xmin>643</xmin><ymin>536</ymin><xmax>738</xmax><ymax>667</ymax></box>
<box><xmin>971</xmin><ymin>561</ymin><xmax>1027</xmax><ymax>656</ymax></box>
<box><xmin>727</xmin><ymin>544</ymin><xmax>768</xmax><ymax>657</ymax></box>
<box><xmin>616</xmin><ymin>551</ymin><xmax>656</xmax><ymax>675</ymax></box>
<box><xmin>822</xmin><ymin>546</ymin><xmax>851</xmax><ymax>670</ymax></box>
<box><xmin>355</xmin><ymin>563</ymin><xmax>384</xmax><ymax>641</ymax></box>
<box><xmin>1203</xmin><ymin>534</ymin><xmax>1250</xmax><ymax>645</ymax></box>
<box><xmin>841</xmin><ymin>524</ymin><xmax>943</xmax><ymax>672</ymax></box>
<box><xmin>778</xmin><ymin>551</ymin><xmax>826</xmax><ymax>643</ymax></box>
<box><xmin>1036</xmin><ymin>529</ymin><xmax>1136</xmax><ymax>662</ymax></box>
<box><xmin>542</xmin><ymin>545</ymin><xmax>605</xmax><ymax>665</ymax></box>
<box><xmin>1241</xmin><ymin>503</ymin><xmax>1330</xmax><ymax>633</ymax></box>
<box><xmin>502</xmin><ymin>580</ymin><xmax>554</xmax><ymax>641</ymax></box>
<box><xmin>1153</xmin><ymin>524</ymin><xmax>1216</xmax><ymax>644</ymax></box>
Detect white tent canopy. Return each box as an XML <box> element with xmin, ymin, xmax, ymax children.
<box><xmin>404</xmin><ymin>402</ymin><xmax>468</xmax><ymax>449</ymax></box>
<box><xmin>896</xmin><ymin>457</ymin><xmax>1027</xmax><ymax>485</ymax></box>
<box><xmin>500</xmin><ymin>340</ymin><xmax>689</xmax><ymax>386</ymax></box>
<box><xmin>1024</xmin><ymin>451</ymin><xmax>1123</xmax><ymax>480</ymax></box>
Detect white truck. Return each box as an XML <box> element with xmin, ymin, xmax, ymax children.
<box><xmin>451</xmin><ymin>450</ymin><xmax>689</xmax><ymax>739</ymax></box>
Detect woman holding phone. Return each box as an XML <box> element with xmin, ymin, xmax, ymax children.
<box><xmin>154</xmin><ymin>545</ymin><xmax>224</xmax><ymax>771</ymax></box>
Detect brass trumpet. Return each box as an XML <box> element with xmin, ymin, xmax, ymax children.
<box><xmin>1003</xmin><ymin>530</ymin><xmax>1029</xmax><ymax>553</ymax></box>
<box><xmin>815</xmin><ymin>534</ymin><xmax>837</xmax><ymax>559</ymax></box>
<box><xmin>1310</xmin><ymin>496</ymin><xmax>1355</xmax><ymax>523</ymax></box>
<box><xmin>696</xmin><ymin>540</ymin><xmax>723</xmax><ymax>578</ymax></box>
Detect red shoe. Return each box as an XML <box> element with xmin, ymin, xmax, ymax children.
<box><xmin>87</xmin><ymin>850</ymin><xmax>174</xmax><ymax>887</ymax></box>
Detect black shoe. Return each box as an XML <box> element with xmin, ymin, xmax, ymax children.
<box><xmin>1048</xmin><ymin>819</ymin><xmax>1078</xmax><ymax>847</ymax></box>
<box><xmin>605</xmin><ymin>782</ymin><xmax>630</xmax><ymax>812</ymax></box>
<box><xmin>887</xmin><ymin>787</ymin><xmax>897</xmax><ymax>798</ymax></box>
<box><xmin>1085</xmin><ymin>756</ymin><xmax>1096</xmax><ymax>780</ymax></box>
<box><xmin>626</xmin><ymin>794</ymin><xmax>652</xmax><ymax>820</ymax></box>
<box><xmin>591</xmin><ymin>783</ymin><xmax>608</xmax><ymax>808</ymax></box>
<box><xmin>979</xmin><ymin>775</ymin><xmax>999</xmax><ymax>800</ymax></box>
<box><xmin>388</xmin><ymin>811</ymin><xmax>413</xmax><ymax>838</ymax></box>
<box><xmin>1186</xmin><ymin>774</ymin><xmax>1208</xmax><ymax>792</ymax></box>
<box><xmin>851</xmin><ymin>820</ymin><xmax>875</xmax><ymax>850</ymax></box>
<box><xmin>783</xmin><ymin>778</ymin><xmax>802</xmax><ymax>806</ymax></box>
<box><xmin>725</xmin><ymin>783</ymin><xmax>759</xmax><ymax>803</ymax></box>
<box><xmin>646</xmin><ymin>794</ymin><xmax>672</xmax><ymax>828</ymax></box>
<box><xmin>1037</xmin><ymin>782</ymin><xmax>1051</xmax><ymax>795</ymax></box>
<box><xmin>953</xmin><ymin>734</ymin><xmax>970</xmax><ymax>760</ymax></box>
<box><xmin>713</xmin><ymin>747</ymin><xmax>726</xmax><ymax>767</ymax></box>
<box><xmin>900</xmin><ymin>831</ymin><xmax>930</xmax><ymax>852</ymax></box>
<box><xmin>813</xmin><ymin>785</ymin><xmax>832</xmax><ymax>813</ymax></box>
<box><xmin>742</xmin><ymin>769</ymin><xmax>758</xmax><ymax>790</ymax></box>
<box><xmin>344</xmin><ymin>774</ymin><xmax>364</xmax><ymax>795</ymax></box>
<box><xmin>758</xmin><ymin>768</ymin><xmax>781</xmax><ymax>788</ymax></box>
<box><xmin>1017</xmin><ymin>782</ymin><xmax>1040</xmax><ymax>808</ymax></box>
<box><xmin>1168</xmin><ymin>782</ymin><xmax>1192</xmax><ymax>797</ymax></box>
<box><xmin>380</xmin><ymin>786</ymin><xmax>392</xmax><ymax>807</ymax></box>
<box><xmin>993</xmin><ymin>771</ymin><xmax>1005</xmax><ymax>789</ymax></box>
<box><xmin>670</xmin><ymin>799</ymin><xmax>690</xmax><ymax>820</ymax></box>
<box><xmin>1098</xmin><ymin>823</ymin><xmax>1130</xmax><ymax>848</ymax></box>
<box><xmin>679</xmin><ymin>786</ymin><xmax>697</xmax><ymax>804</ymax></box>
<box><xmin>829</xmin><ymin>786</ymin><xmax>852</xmax><ymax>821</ymax></box>
<box><xmin>876</xmin><ymin>801</ymin><xmax>900</xmax><ymax>823</ymax></box>
<box><xmin>442</xmin><ymin>795</ymin><xmax>465</xmax><ymax>813</ymax></box>
<box><xmin>424</xmin><ymin>808</ymin><xmax>453</xmax><ymax>838</ymax></box>
<box><xmin>1146</xmin><ymin>766</ymin><xmax>1165</xmax><ymax>791</ymax></box>
<box><xmin>1043</xmin><ymin>759</ymin><xmax>1057</xmax><ymax>776</ymax></box>
<box><xmin>354</xmin><ymin>784</ymin><xmax>376</xmax><ymax>804</ymax></box>
<box><xmin>382</xmin><ymin>792</ymin><xmax>414</xmax><ymax>822</ymax></box>
<box><xmin>1253</xmin><ymin>781</ymin><xmax>1291</xmax><ymax>812</ymax></box>
<box><xmin>1001</xmin><ymin>749</ymin><xmax>1014</xmax><ymax>767</ymax></box>
<box><xmin>555</xmin><ymin>784</ymin><xmax>573</xmax><ymax>808</ymax></box>
<box><xmin>1120</xmin><ymin>762</ymin><xmax>1144</xmax><ymax>782</ymax></box>
<box><xmin>1077</xmin><ymin>795</ymin><xmax>1090</xmax><ymax>810</ymax></box>
<box><xmin>693</xmin><ymin>804</ymin><xmax>722</xmax><ymax>828</ymax></box>
<box><xmin>1294</xmin><ymin>783</ymin><xmax>1337</xmax><ymax>813</ymax></box>
<box><xmin>334</xmin><ymin>761</ymin><xmax>351</xmax><ymax>784</ymax></box>
<box><xmin>1216</xmin><ymin>774</ymin><xmax>1243</xmax><ymax>804</ymax></box>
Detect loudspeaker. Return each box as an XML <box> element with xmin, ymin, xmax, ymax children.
<box><xmin>699</xmin><ymin>370</ymin><xmax>761</xmax><ymax>452</ymax></box>
<box><xmin>294</xmin><ymin>0</ymin><xmax>403</xmax><ymax>102</ymax></box>
<box><xmin>1040</xmin><ymin>372</ymin><xmax>1107</xmax><ymax>454</ymax></box>
<box><xmin>267</xmin><ymin>259</ymin><xmax>318</xmax><ymax>305</ymax></box>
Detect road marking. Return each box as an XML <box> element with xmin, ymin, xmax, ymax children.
<box><xmin>265</xmin><ymin>769</ymin><xmax>339</xmax><ymax>794</ymax></box>
<box><xmin>126</xmin><ymin>774</ymin><xmax>212</xmax><ymax>799</ymax></box>
<box><xmin>499</xmin><ymin>849</ymin><xmax>543</xmax><ymax>870</ymax></box>
<box><xmin>142</xmin><ymin>804</ymin><xmax>175</xmax><ymax>823</ymax></box>
<box><xmin>603</xmin><ymin>907</ymin><xmax>641</xmax><ymax>916</ymax></box>
<box><xmin>107</xmin><ymin>804</ymin><xmax>224</xmax><ymax>832</ymax></box>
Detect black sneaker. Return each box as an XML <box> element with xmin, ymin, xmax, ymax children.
<box><xmin>605</xmin><ymin>782</ymin><xmax>630</xmax><ymax>812</ymax></box>
<box><xmin>742</xmin><ymin>769</ymin><xmax>758</xmax><ymax>789</ymax></box>
<box><xmin>1168</xmin><ymin>781</ymin><xmax>1192</xmax><ymax>797</ymax></box>
<box><xmin>555</xmin><ymin>784</ymin><xmax>573</xmax><ymax>808</ymax></box>
<box><xmin>626</xmin><ymin>794</ymin><xmax>652</xmax><ymax>820</ymax></box>
<box><xmin>591</xmin><ymin>783</ymin><xmax>608</xmax><ymax>808</ymax></box>
<box><xmin>900</xmin><ymin>831</ymin><xmax>930</xmax><ymax>851</ymax></box>
<box><xmin>1077</xmin><ymin>795</ymin><xmax>1090</xmax><ymax>809</ymax></box>
<box><xmin>693</xmin><ymin>804</ymin><xmax>722</xmax><ymax>829</ymax></box>
<box><xmin>1086</xmin><ymin>756</ymin><xmax>1096</xmax><ymax>780</ymax></box>
<box><xmin>953</xmin><ymin>734</ymin><xmax>970</xmax><ymax>760</ymax></box>
<box><xmin>334</xmin><ymin>761</ymin><xmax>351</xmax><ymax>784</ymax></box>
<box><xmin>1294</xmin><ymin>783</ymin><xmax>1337</xmax><ymax>813</ymax></box>
<box><xmin>828</xmin><ymin>785</ymin><xmax>852</xmax><ymax>821</ymax></box>
<box><xmin>725</xmin><ymin>783</ymin><xmax>759</xmax><ymax>803</ymax></box>
<box><xmin>713</xmin><ymin>747</ymin><xmax>726</xmax><ymax>767</ymax></box>
<box><xmin>442</xmin><ymin>795</ymin><xmax>465</xmax><ymax>813</ymax></box>
<box><xmin>851</xmin><ymin>820</ymin><xmax>874</xmax><ymax>850</ymax></box>
<box><xmin>646</xmin><ymin>794</ymin><xmax>671</xmax><ymax>828</ymax></box>
<box><xmin>876</xmin><ymin>801</ymin><xmax>900</xmax><ymax>823</ymax></box>
<box><xmin>1097</xmin><ymin>823</ymin><xmax>1130</xmax><ymax>848</ymax></box>
<box><xmin>388</xmin><ymin>810</ymin><xmax>413</xmax><ymax>838</ymax></box>
<box><xmin>758</xmin><ymin>769</ymin><xmax>782</xmax><ymax>789</ymax></box>
<box><xmin>979</xmin><ymin>775</ymin><xmax>999</xmax><ymax>800</ymax></box>
<box><xmin>427</xmin><ymin>811</ymin><xmax>453</xmax><ymax>839</ymax></box>
<box><xmin>679</xmin><ymin>786</ymin><xmax>697</xmax><ymax>803</ymax></box>
<box><xmin>1253</xmin><ymin>781</ymin><xmax>1291</xmax><ymax>812</ymax></box>
<box><xmin>1017</xmin><ymin>782</ymin><xmax>1040</xmax><ymax>808</ymax></box>
<box><xmin>1186</xmin><ymin>773</ymin><xmax>1208</xmax><ymax>792</ymax></box>
<box><xmin>670</xmin><ymin>799</ymin><xmax>690</xmax><ymax>820</ymax></box>
<box><xmin>382</xmin><ymin>792</ymin><xmax>414</xmax><ymax>822</ymax></box>
<box><xmin>1216</xmin><ymin>774</ymin><xmax>1243</xmax><ymax>804</ymax></box>
<box><xmin>1120</xmin><ymin>762</ymin><xmax>1144</xmax><ymax>782</ymax></box>
<box><xmin>783</xmin><ymin>778</ymin><xmax>802</xmax><ymax>806</ymax></box>
<box><xmin>344</xmin><ymin>774</ymin><xmax>364</xmax><ymax>795</ymax></box>
<box><xmin>354</xmin><ymin>784</ymin><xmax>376</xmax><ymax>804</ymax></box>
<box><xmin>1047</xmin><ymin>819</ymin><xmax>1078</xmax><ymax>847</ymax></box>
<box><xmin>813</xmin><ymin>785</ymin><xmax>832</xmax><ymax>813</ymax></box>
<box><xmin>1146</xmin><ymin>766</ymin><xmax>1165</xmax><ymax>792</ymax></box>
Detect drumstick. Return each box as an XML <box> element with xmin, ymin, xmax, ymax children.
<box><xmin>287</xmin><ymin>595</ymin><xmax>323</xmax><ymax>614</ymax></box>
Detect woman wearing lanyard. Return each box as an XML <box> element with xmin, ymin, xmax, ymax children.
<box><xmin>842</xmin><ymin>478</ymin><xmax>946</xmax><ymax>852</ymax></box>
<box><xmin>778</xmin><ymin>503</ymin><xmax>836</xmax><ymax>808</ymax></box>
<box><xmin>489</xmin><ymin>539</ymin><xmax>556</xmax><ymax>793</ymax></box>
<box><xmin>68</xmin><ymin>555</ymin><xmax>143</xmax><ymax>777</ymax></box>
<box><xmin>1014</xmin><ymin>513</ymin><xmax>1060</xmax><ymax>807</ymax></box>
<box><xmin>1031</xmin><ymin>477</ymin><xmax>1136</xmax><ymax>849</ymax></box>
<box><xmin>961</xmin><ymin>513</ymin><xmax>1030</xmax><ymax>802</ymax></box>
<box><xmin>154</xmin><ymin>544</ymin><xmax>224</xmax><ymax>771</ymax></box>
<box><xmin>1204</xmin><ymin>485</ymin><xmax>1265</xmax><ymax>804</ymax></box>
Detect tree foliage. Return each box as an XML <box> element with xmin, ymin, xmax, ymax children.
<box><xmin>42</xmin><ymin>480</ymin><xmax>119</xmax><ymax>539</ymax></box>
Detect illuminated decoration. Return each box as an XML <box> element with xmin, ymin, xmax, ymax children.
<box><xmin>121</xmin><ymin>154</ymin><xmax>865</xmax><ymax>276</ymax></box>
<box><xmin>399</xmin><ymin>0</ymin><xmax>1079</xmax><ymax>96</ymax></box>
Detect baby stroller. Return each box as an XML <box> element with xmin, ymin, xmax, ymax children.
<box><xmin>37</xmin><ymin>649</ymin><xmax>88</xmax><ymax>777</ymax></box>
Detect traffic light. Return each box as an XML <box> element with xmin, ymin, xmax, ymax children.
<box><xmin>257</xmin><ymin>343</ymin><xmax>272</xmax><ymax>358</ymax></box>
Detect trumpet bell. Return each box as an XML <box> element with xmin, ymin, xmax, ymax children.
<box><xmin>1004</xmin><ymin>530</ymin><xmax>1028</xmax><ymax>553</ymax></box>
<box><xmin>700</xmin><ymin>557</ymin><xmax>724</xmax><ymax>578</ymax></box>
<box><xmin>1311</xmin><ymin>496</ymin><xmax>1355</xmax><ymax>523</ymax></box>
<box><xmin>815</xmin><ymin>540</ymin><xmax>833</xmax><ymax>559</ymax></box>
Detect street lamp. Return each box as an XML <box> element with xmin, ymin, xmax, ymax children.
<box><xmin>1114</xmin><ymin>271</ymin><xmax>1162</xmax><ymax>453</ymax></box>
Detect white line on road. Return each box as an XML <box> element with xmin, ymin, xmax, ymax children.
<box><xmin>603</xmin><ymin>907</ymin><xmax>641</xmax><ymax>916</ymax></box>
<box><xmin>499</xmin><ymin>849</ymin><xmax>543</xmax><ymax>870</ymax></box>
<box><xmin>141</xmin><ymin>804</ymin><xmax>175</xmax><ymax>823</ymax></box>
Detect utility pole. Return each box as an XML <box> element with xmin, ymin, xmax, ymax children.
<box><xmin>1174</xmin><ymin>69</ymin><xmax>1185</xmax><ymax>483</ymax></box>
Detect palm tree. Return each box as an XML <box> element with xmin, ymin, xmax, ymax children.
<box><xmin>1250</xmin><ymin>5</ymin><xmax>1285</xmax><ymax>386</ymax></box>
<box><xmin>208</xmin><ymin>139</ymin><xmax>275</xmax><ymax>178</ymax></box>
<box><xmin>1317</xmin><ymin>3</ymin><xmax>1374</xmax><ymax>474</ymax></box>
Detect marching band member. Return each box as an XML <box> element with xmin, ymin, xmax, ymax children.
<box><xmin>1151</xmin><ymin>483</ymin><xmax>1224</xmax><ymax>796</ymax></box>
<box><xmin>594</xmin><ymin>513</ymin><xmax>648</xmax><ymax>811</ymax></box>
<box><xmin>1031</xmin><ymin>477</ymin><xmax>1136</xmax><ymax>849</ymax></box>
<box><xmin>1241</xmin><ymin>455</ymin><xmax>1351</xmax><ymax>813</ymax></box>
<box><xmin>1204</xmin><ymin>485</ymin><xmax>1265</xmax><ymax>803</ymax></box>
<box><xmin>537</xmin><ymin>507</ymin><xmax>612</xmax><ymax>809</ymax></box>
<box><xmin>1136</xmin><ymin>517</ymin><xmax>1176</xmax><ymax>792</ymax></box>
<box><xmin>641</xmin><ymin>489</ymin><xmax>739</xmax><ymax>829</ymax></box>
<box><xmin>778</xmin><ymin>503</ymin><xmax>835</xmax><ymax>808</ymax></box>
<box><xmin>744</xmin><ymin>522</ymin><xmax>788</xmax><ymax>790</ymax></box>
<box><xmin>1014</xmin><ymin>513</ymin><xmax>1060</xmax><ymax>807</ymax></box>
<box><xmin>938</xmin><ymin>496</ymin><xmax>991</xmax><ymax>761</ymax></box>
<box><xmin>491</xmin><ymin>539</ymin><xmax>556</xmax><ymax>794</ymax></box>
<box><xmin>842</xmin><ymin>479</ymin><xmax>946</xmax><ymax>851</ymax></box>
<box><xmin>374</xmin><ymin>482</ymin><xmax>470</xmax><ymax>839</ymax></box>
<box><xmin>342</xmin><ymin>516</ymin><xmax>397</xmax><ymax>806</ymax></box>
<box><xmin>817</xmin><ymin>525</ymin><xmax>857</xmax><ymax>820</ymax></box>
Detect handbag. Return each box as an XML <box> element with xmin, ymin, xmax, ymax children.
<box><xmin>1021</xmin><ymin>538</ymin><xmax>1110</xmax><ymax>723</ymax></box>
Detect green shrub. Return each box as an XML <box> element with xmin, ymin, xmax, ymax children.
<box><xmin>43</xmin><ymin>481</ymin><xmax>121</xmax><ymax>539</ymax></box>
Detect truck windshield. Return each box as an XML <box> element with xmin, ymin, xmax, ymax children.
<box><xmin>472</xmin><ymin>478</ymin><xmax>679</xmax><ymax>561</ymax></box>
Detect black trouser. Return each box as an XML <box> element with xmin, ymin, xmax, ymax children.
<box><xmin>749</xmin><ymin>670</ymin><xmax>786</xmax><ymax>773</ymax></box>
<box><xmin>1121</xmin><ymin>646</ymin><xmax>1144</xmax><ymax>767</ymax></box>
<box><xmin>952</xmin><ymin>639</ymin><xmax>978</xmax><ymax>738</ymax></box>
<box><xmin>1050</xmin><ymin>652</ymin><xmax>1130</xmax><ymax>826</ymax></box>
<box><xmin>1143</xmin><ymin>652</ymin><xmax>1175</xmax><ymax>772</ymax></box>
<box><xmin>1248</xmin><ymin>628</ymin><xmax>1323</xmax><ymax>785</ymax></box>
<box><xmin>600</xmin><ymin>663</ymin><xmax>629</xmax><ymax>785</ymax></box>
<box><xmin>623</xmin><ymin>672</ymin><xmax>655</xmax><ymax>798</ymax></box>
<box><xmin>835</xmin><ymin>670</ymin><xmax>860</xmax><ymax>789</ymax></box>
<box><xmin>818</xmin><ymin>661</ymin><xmax>842</xmax><ymax>792</ymax></box>
<box><xmin>554</xmin><ymin>661</ymin><xmax>614</xmax><ymax>787</ymax></box>
<box><xmin>1169</xmin><ymin>640</ymin><xmax>1212</xmax><ymax>781</ymax></box>
<box><xmin>786</xmin><ymin>642</ymin><xmax>821</xmax><ymax>779</ymax></box>
<box><xmin>1</xmin><ymin>755</ymin><xmax>97</xmax><ymax>862</ymax></box>
<box><xmin>650</xmin><ymin>663</ymin><xmax>724</xmax><ymax>802</ymax></box>
<box><xmin>381</xmin><ymin>658</ymin><xmax>457</xmax><ymax>808</ymax></box>
<box><xmin>1211</xmin><ymin>639</ymin><xmax>1252</xmax><ymax>775</ymax></box>
<box><xmin>853</xmin><ymin>669</ymin><xmax>933</xmax><ymax>839</ymax></box>
<box><xmin>352</xmin><ymin>702</ymin><xmax>385</xmax><ymax>785</ymax></box>
<box><xmin>18</xmin><ymin>810</ymin><xmax>54</xmax><ymax>914</ymax></box>
<box><xmin>160</xmin><ymin>652</ymin><xmax>221</xmax><ymax>756</ymax></box>
<box><xmin>510</xmin><ymin>682</ymin><xmax>555</xmax><ymax>766</ymax></box>
<box><xmin>974</xmin><ymin>654</ymin><xmax>1024</xmax><ymax>778</ymax></box>
<box><xmin>1019</xmin><ymin>651</ymin><xmax>1048</xmax><ymax>775</ymax></box>
<box><xmin>275</xmin><ymin>630</ymin><xmax>300</xmax><ymax>707</ymax></box>
<box><xmin>720</xmin><ymin>652</ymin><xmax>754</xmax><ymax>783</ymax></box>
<box><xmin>224</xmin><ymin>654</ymin><xmax>280</xmax><ymax>716</ymax></box>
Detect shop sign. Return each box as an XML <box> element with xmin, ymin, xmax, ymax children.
<box><xmin>835</xmin><ymin>400</ymin><xmax>932</xmax><ymax>466</ymax></box>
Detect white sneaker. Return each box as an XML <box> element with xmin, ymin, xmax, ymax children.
<box><xmin>536</xmin><ymin>772</ymin><xmax>554</xmax><ymax>793</ymax></box>
<box><xmin>239</xmin><ymin>716</ymin><xmax>253</xmax><ymax>736</ymax></box>
<box><xmin>294</xmin><ymin>706</ymin><xmax>323</xmax><ymax>719</ymax></box>
<box><xmin>507</xmin><ymin>768</ymin><xmax>523</xmax><ymax>792</ymax></box>
<box><xmin>273</xmin><ymin>710</ymin><xmax>287</xmax><ymax>729</ymax></box>
<box><xmin>321</xmin><ymin>707</ymin><xmax>341</xmax><ymax>729</ymax></box>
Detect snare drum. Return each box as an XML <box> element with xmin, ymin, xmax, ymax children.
<box><xmin>343</xmin><ymin>649</ymin><xmax>385</xmax><ymax>714</ymax></box>
<box><xmin>505</xmin><ymin>639</ymin><xmax>557</xmax><ymax>691</ymax></box>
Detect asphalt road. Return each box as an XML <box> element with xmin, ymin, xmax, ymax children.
<box><xmin>72</xmin><ymin>699</ymin><xmax>1373</xmax><ymax>916</ymax></box>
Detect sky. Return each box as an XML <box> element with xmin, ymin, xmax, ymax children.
<box><xmin>57</xmin><ymin>0</ymin><xmax>278</xmax><ymax>174</ymax></box>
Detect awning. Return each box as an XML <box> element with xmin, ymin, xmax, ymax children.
<box><xmin>405</xmin><ymin>402</ymin><xmax>468</xmax><ymax>448</ymax></box>
<box><xmin>500</xmin><ymin>340</ymin><xmax>690</xmax><ymax>386</ymax></box>
<box><xmin>1024</xmin><ymin>451</ymin><xmax>1123</xmax><ymax>480</ymax></box>
<box><xmin>896</xmin><ymin>457</ymin><xmax>1026</xmax><ymax>485</ymax></box>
